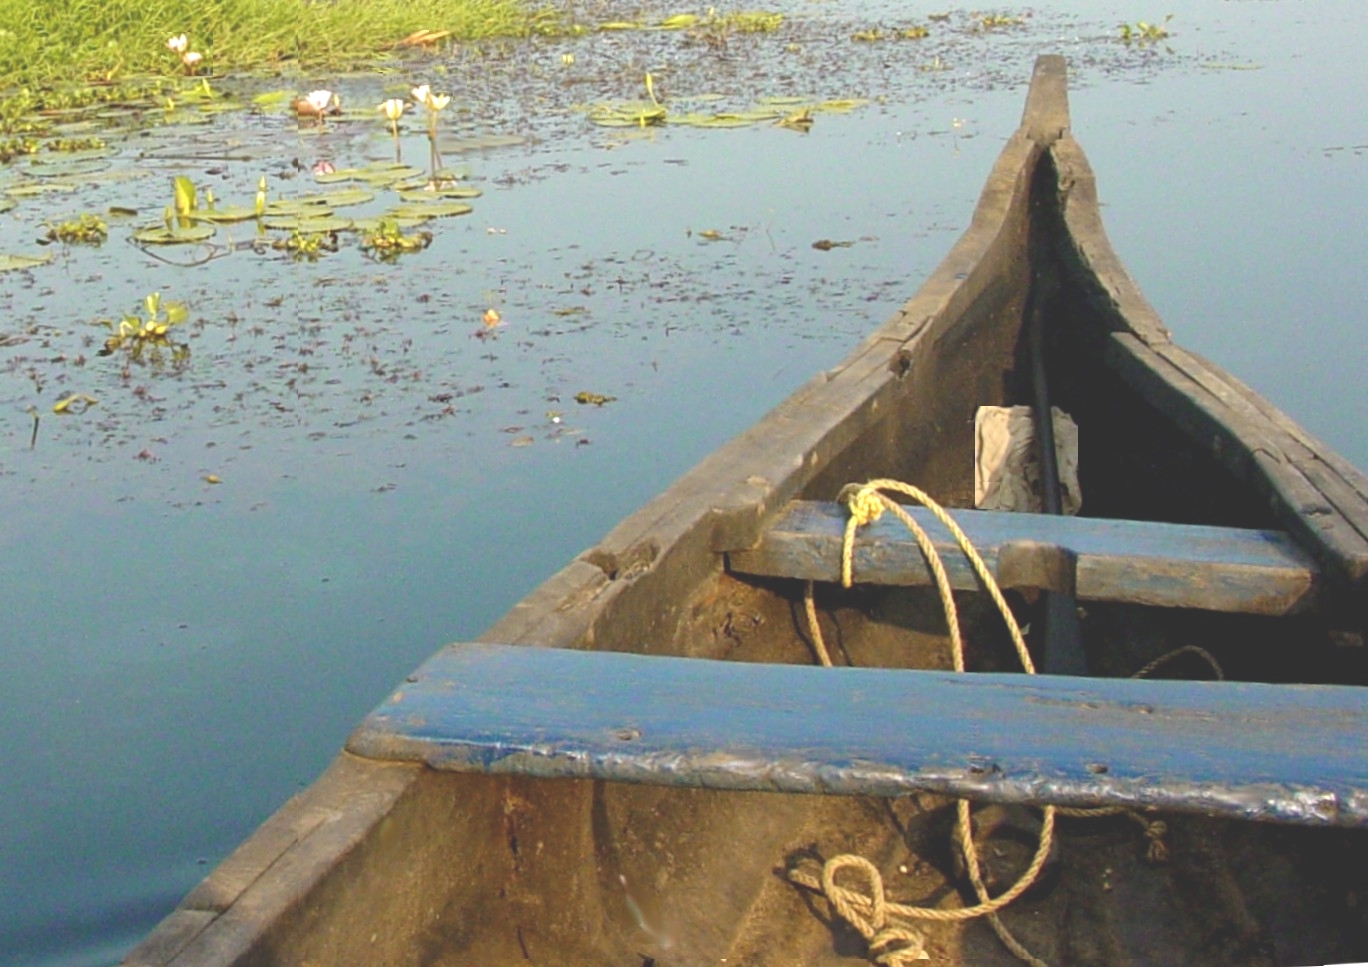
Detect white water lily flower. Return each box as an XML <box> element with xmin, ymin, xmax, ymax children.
<box><xmin>411</xmin><ymin>85</ymin><xmax>450</xmax><ymax>112</ymax></box>
<box><xmin>305</xmin><ymin>90</ymin><xmax>335</xmax><ymax>114</ymax></box>
<box><xmin>167</xmin><ymin>34</ymin><xmax>188</xmax><ymax>54</ymax></box>
<box><xmin>379</xmin><ymin>98</ymin><xmax>406</xmax><ymax>121</ymax></box>
<box><xmin>182</xmin><ymin>51</ymin><xmax>202</xmax><ymax>69</ymax></box>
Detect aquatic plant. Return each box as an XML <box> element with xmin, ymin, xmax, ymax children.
<box><xmin>379</xmin><ymin>98</ymin><xmax>406</xmax><ymax>161</ymax></box>
<box><xmin>295</xmin><ymin>89</ymin><xmax>339</xmax><ymax>127</ymax></box>
<box><xmin>272</xmin><ymin>229</ymin><xmax>339</xmax><ymax>259</ymax></box>
<box><xmin>42</xmin><ymin>213</ymin><xmax>107</xmax><ymax>245</ymax></box>
<box><xmin>411</xmin><ymin>84</ymin><xmax>451</xmax><ymax>179</ymax></box>
<box><xmin>380</xmin><ymin>98</ymin><xmax>406</xmax><ymax>136</ymax></box>
<box><xmin>167</xmin><ymin>33</ymin><xmax>204</xmax><ymax>75</ymax></box>
<box><xmin>1119</xmin><ymin>15</ymin><xmax>1173</xmax><ymax>44</ymax></box>
<box><xmin>360</xmin><ymin>219</ymin><xmax>432</xmax><ymax>260</ymax></box>
<box><xmin>97</xmin><ymin>292</ymin><xmax>190</xmax><ymax>367</ymax></box>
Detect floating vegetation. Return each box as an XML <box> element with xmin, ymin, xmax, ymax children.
<box><xmin>4</xmin><ymin>180</ymin><xmax>79</xmax><ymax>197</ymax></box>
<box><xmin>976</xmin><ymin>13</ymin><xmax>1024</xmax><ymax>29</ymax></box>
<box><xmin>0</xmin><ymin>137</ymin><xmax>39</xmax><ymax>161</ymax></box>
<box><xmin>271</xmin><ymin>229</ymin><xmax>340</xmax><ymax>259</ymax></box>
<box><xmin>360</xmin><ymin>219</ymin><xmax>433</xmax><ymax>260</ymax></box>
<box><xmin>190</xmin><ymin>203</ymin><xmax>261</xmax><ymax>224</ymax></box>
<box><xmin>1119</xmin><ymin>16</ymin><xmax>1174</xmax><ymax>44</ymax></box>
<box><xmin>263</xmin><ymin>213</ymin><xmax>355</xmax><ymax>233</ymax></box>
<box><xmin>26</xmin><ymin>153</ymin><xmax>113</xmax><ymax>178</ymax></box>
<box><xmin>396</xmin><ymin>185</ymin><xmax>482</xmax><ymax>202</ymax></box>
<box><xmin>587</xmin><ymin>94</ymin><xmax>868</xmax><ymax>130</ymax></box>
<box><xmin>132</xmin><ymin>222</ymin><xmax>216</xmax><ymax>244</ymax></box>
<box><xmin>314</xmin><ymin>163</ymin><xmax>426</xmax><ymax>188</ymax></box>
<box><xmin>851</xmin><ymin>24</ymin><xmax>931</xmax><ymax>42</ymax></box>
<box><xmin>43</xmin><ymin>137</ymin><xmax>107</xmax><ymax>153</ymax></box>
<box><xmin>0</xmin><ymin>251</ymin><xmax>53</xmax><ymax>272</ymax></box>
<box><xmin>574</xmin><ymin>390</ymin><xmax>616</xmax><ymax>406</ymax></box>
<box><xmin>388</xmin><ymin>200</ymin><xmax>474</xmax><ymax>220</ymax></box>
<box><xmin>289</xmin><ymin>187</ymin><xmax>377</xmax><ymax>209</ymax></box>
<box><xmin>97</xmin><ymin>292</ymin><xmax>190</xmax><ymax>368</ymax></box>
<box><xmin>42</xmin><ymin>213</ymin><xmax>107</xmax><ymax>245</ymax></box>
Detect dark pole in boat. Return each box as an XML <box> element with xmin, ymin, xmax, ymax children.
<box><xmin>1026</xmin><ymin>291</ymin><xmax>1090</xmax><ymax>675</ymax></box>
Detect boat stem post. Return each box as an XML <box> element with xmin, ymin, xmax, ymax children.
<box><xmin>1026</xmin><ymin>287</ymin><xmax>1089</xmax><ymax>675</ymax></box>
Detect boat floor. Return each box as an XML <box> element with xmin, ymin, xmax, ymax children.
<box><xmin>395</xmin><ymin>576</ymin><xmax>1368</xmax><ymax>967</ymax></box>
<box><xmin>415</xmin><ymin>782</ymin><xmax>1368</xmax><ymax>966</ymax></box>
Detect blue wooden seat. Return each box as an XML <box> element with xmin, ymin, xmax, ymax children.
<box><xmin>347</xmin><ymin>642</ymin><xmax>1368</xmax><ymax>827</ymax></box>
<box><xmin>725</xmin><ymin>500</ymin><xmax>1319</xmax><ymax>615</ymax></box>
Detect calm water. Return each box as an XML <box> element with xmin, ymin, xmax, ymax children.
<box><xmin>1</xmin><ymin>2</ymin><xmax>1364</xmax><ymax>963</ymax></box>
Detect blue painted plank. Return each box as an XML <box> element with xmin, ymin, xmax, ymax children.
<box><xmin>726</xmin><ymin>500</ymin><xmax>1319</xmax><ymax>615</ymax></box>
<box><xmin>347</xmin><ymin>643</ymin><xmax>1368</xmax><ymax>827</ymax></box>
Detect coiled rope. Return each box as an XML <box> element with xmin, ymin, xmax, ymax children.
<box><xmin>788</xmin><ymin>480</ymin><xmax>1218</xmax><ymax>967</ymax></box>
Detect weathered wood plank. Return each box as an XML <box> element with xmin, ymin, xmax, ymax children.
<box><xmin>346</xmin><ymin>642</ymin><xmax>1368</xmax><ymax>826</ymax></box>
<box><xmin>1105</xmin><ymin>333</ymin><xmax>1368</xmax><ymax>591</ymax></box>
<box><xmin>726</xmin><ymin>500</ymin><xmax>1319</xmax><ymax>615</ymax></box>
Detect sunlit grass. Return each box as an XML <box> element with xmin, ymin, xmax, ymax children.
<box><xmin>0</xmin><ymin>0</ymin><xmax>540</xmax><ymax>91</ymax></box>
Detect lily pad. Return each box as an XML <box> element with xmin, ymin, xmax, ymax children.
<box><xmin>810</xmin><ymin>98</ymin><xmax>871</xmax><ymax>113</ymax></box>
<box><xmin>397</xmin><ymin>186</ymin><xmax>482</xmax><ymax>201</ymax></box>
<box><xmin>294</xmin><ymin>187</ymin><xmax>376</xmax><ymax>208</ymax></box>
<box><xmin>264</xmin><ymin>198</ymin><xmax>333</xmax><ymax>217</ymax></box>
<box><xmin>389</xmin><ymin>201</ymin><xmax>474</xmax><ymax>219</ymax></box>
<box><xmin>190</xmin><ymin>205</ymin><xmax>260</xmax><ymax>224</ymax></box>
<box><xmin>674</xmin><ymin>114</ymin><xmax>760</xmax><ymax>128</ymax></box>
<box><xmin>263</xmin><ymin>214</ymin><xmax>354</xmax><ymax>232</ymax></box>
<box><xmin>313</xmin><ymin>163</ymin><xmax>423</xmax><ymax>188</ymax></box>
<box><xmin>0</xmin><ymin>197</ymin><xmax>15</xmax><ymax>215</ymax></box>
<box><xmin>0</xmin><ymin>253</ymin><xmax>53</xmax><ymax>272</ymax></box>
<box><xmin>438</xmin><ymin>133</ymin><xmax>526</xmax><ymax>153</ymax></box>
<box><xmin>350</xmin><ymin>215</ymin><xmax>432</xmax><ymax>232</ymax></box>
<box><xmin>132</xmin><ymin>224</ymin><xmax>216</xmax><ymax>245</ymax></box>
<box><xmin>31</xmin><ymin>147</ymin><xmax>114</xmax><ymax>164</ymax></box>
<box><xmin>5</xmin><ymin>181</ymin><xmax>79</xmax><ymax>197</ymax></box>
<box><xmin>27</xmin><ymin>158</ymin><xmax>111</xmax><ymax>178</ymax></box>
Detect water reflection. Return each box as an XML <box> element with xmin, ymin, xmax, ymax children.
<box><xmin>1</xmin><ymin>3</ymin><xmax>1364</xmax><ymax>963</ymax></box>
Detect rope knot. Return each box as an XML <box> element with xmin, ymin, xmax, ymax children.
<box><xmin>840</xmin><ymin>483</ymin><xmax>888</xmax><ymax>527</ymax></box>
<box><xmin>821</xmin><ymin>855</ymin><xmax>929</xmax><ymax>964</ymax></box>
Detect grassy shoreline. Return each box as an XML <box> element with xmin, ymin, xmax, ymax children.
<box><xmin>0</xmin><ymin>0</ymin><xmax>542</xmax><ymax>92</ymax></box>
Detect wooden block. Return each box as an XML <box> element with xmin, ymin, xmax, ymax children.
<box><xmin>347</xmin><ymin>642</ymin><xmax>1368</xmax><ymax>827</ymax></box>
<box><xmin>726</xmin><ymin>500</ymin><xmax>1319</xmax><ymax>615</ymax></box>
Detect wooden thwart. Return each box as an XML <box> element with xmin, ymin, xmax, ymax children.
<box><xmin>726</xmin><ymin>500</ymin><xmax>1319</xmax><ymax>615</ymax></box>
<box><xmin>347</xmin><ymin>642</ymin><xmax>1368</xmax><ymax>827</ymax></box>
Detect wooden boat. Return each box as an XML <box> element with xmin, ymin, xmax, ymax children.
<box><xmin>124</xmin><ymin>57</ymin><xmax>1368</xmax><ymax>967</ymax></box>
